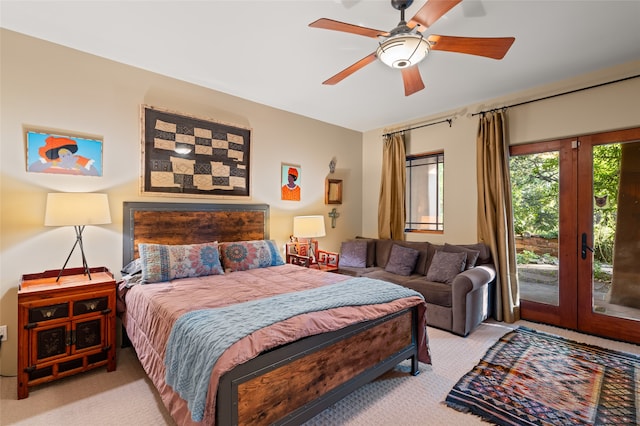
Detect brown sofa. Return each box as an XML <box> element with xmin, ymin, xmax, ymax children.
<box><xmin>336</xmin><ymin>238</ymin><xmax>496</xmax><ymax>337</ymax></box>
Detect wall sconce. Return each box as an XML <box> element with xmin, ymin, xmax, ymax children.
<box><xmin>44</xmin><ymin>192</ymin><xmax>111</xmax><ymax>281</ymax></box>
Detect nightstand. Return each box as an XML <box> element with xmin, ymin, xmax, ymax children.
<box><xmin>17</xmin><ymin>267</ymin><xmax>116</xmax><ymax>399</ymax></box>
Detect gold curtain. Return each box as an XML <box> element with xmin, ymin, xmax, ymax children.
<box><xmin>476</xmin><ymin>111</ymin><xmax>520</xmax><ymax>322</ymax></box>
<box><xmin>378</xmin><ymin>133</ymin><xmax>406</xmax><ymax>240</ymax></box>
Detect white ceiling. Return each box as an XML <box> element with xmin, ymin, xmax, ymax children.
<box><xmin>2</xmin><ymin>0</ymin><xmax>640</xmax><ymax>132</ymax></box>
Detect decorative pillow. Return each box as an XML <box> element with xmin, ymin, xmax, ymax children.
<box><xmin>384</xmin><ymin>244</ymin><xmax>420</xmax><ymax>276</ymax></box>
<box><xmin>355</xmin><ymin>237</ymin><xmax>377</xmax><ymax>267</ymax></box>
<box><xmin>426</xmin><ymin>250</ymin><xmax>467</xmax><ymax>284</ymax></box>
<box><xmin>139</xmin><ymin>241</ymin><xmax>224</xmax><ymax>284</ymax></box>
<box><xmin>219</xmin><ymin>240</ymin><xmax>284</xmax><ymax>272</ymax></box>
<box><xmin>339</xmin><ymin>240</ymin><xmax>368</xmax><ymax>268</ymax></box>
<box><xmin>443</xmin><ymin>243</ymin><xmax>480</xmax><ymax>270</ymax></box>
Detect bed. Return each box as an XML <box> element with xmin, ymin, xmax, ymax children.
<box><xmin>118</xmin><ymin>202</ymin><xmax>430</xmax><ymax>425</ymax></box>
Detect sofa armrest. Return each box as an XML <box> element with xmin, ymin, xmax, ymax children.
<box><xmin>450</xmin><ymin>265</ymin><xmax>496</xmax><ymax>336</ymax></box>
<box><xmin>451</xmin><ymin>265</ymin><xmax>496</xmax><ymax>297</ymax></box>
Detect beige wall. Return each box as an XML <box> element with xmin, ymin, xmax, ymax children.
<box><xmin>362</xmin><ymin>61</ymin><xmax>640</xmax><ymax>243</ymax></box>
<box><xmin>0</xmin><ymin>30</ymin><xmax>362</xmax><ymax>374</ymax></box>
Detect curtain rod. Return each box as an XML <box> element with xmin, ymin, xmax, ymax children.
<box><xmin>382</xmin><ymin>117</ymin><xmax>452</xmax><ymax>138</ymax></box>
<box><xmin>472</xmin><ymin>74</ymin><xmax>640</xmax><ymax>117</ymax></box>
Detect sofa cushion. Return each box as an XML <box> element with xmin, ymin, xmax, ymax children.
<box><xmin>404</xmin><ymin>278</ymin><xmax>453</xmax><ymax>307</ymax></box>
<box><xmin>335</xmin><ymin>265</ymin><xmax>381</xmax><ymax>277</ymax></box>
<box><xmin>426</xmin><ymin>250</ymin><xmax>467</xmax><ymax>283</ymax></box>
<box><xmin>374</xmin><ymin>239</ymin><xmax>395</xmax><ymax>268</ymax></box>
<box><xmin>443</xmin><ymin>243</ymin><xmax>480</xmax><ymax>270</ymax></box>
<box><xmin>362</xmin><ymin>269</ymin><xmax>423</xmax><ymax>286</ymax></box>
<box><xmin>459</xmin><ymin>242</ymin><xmax>492</xmax><ymax>265</ymax></box>
<box><xmin>355</xmin><ymin>237</ymin><xmax>377</xmax><ymax>267</ymax></box>
<box><xmin>384</xmin><ymin>244</ymin><xmax>420</xmax><ymax>276</ymax></box>
<box><xmin>339</xmin><ymin>240</ymin><xmax>368</xmax><ymax>267</ymax></box>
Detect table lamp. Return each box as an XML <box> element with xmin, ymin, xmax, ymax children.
<box><xmin>293</xmin><ymin>215</ymin><xmax>326</xmax><ymax>263</ymax></box>
<box><xmin>44</xmin><ymin>192</ymin><xmax>111</xmax><ymax>281</ymax></box>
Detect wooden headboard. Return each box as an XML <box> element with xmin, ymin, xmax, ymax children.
<box><xmin>122</xmin><ymin>202</ymin><xmax>269</xmax><ymax>266</ymax></box>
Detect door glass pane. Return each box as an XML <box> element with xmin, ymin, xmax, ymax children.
<box><xmin>510</xmin><ymin>151</ymin><xmax>560</xmax><ymax>305</ymax></box>
<box><xmin>592</xmin><ymin>141</ymin><xmax>640</xmax><ymax>321</ymax></box>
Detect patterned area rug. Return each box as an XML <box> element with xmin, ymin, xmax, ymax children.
<box><xmin>445</xmin><ymin>326</ymin><xmax>640</xmax><ymax>425</ymax></box>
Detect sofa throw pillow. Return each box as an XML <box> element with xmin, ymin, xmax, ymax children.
<box><xmin>355</xmin><ymin>237</ymin><xmax>377</xmax><ymax>267</ymax></box>
<box><xmin>384</xmin><ymin>244</ymin><xmax>420</xmax><ymax>276</ymax></box>
<box><xmin>443</xmin><ymin>243</ymin><xmax>480</xmax><ymax>270</ymax></box>
<box><xmin>426</xmin><ymin>250</ymin><xmax>467</xmax><ymax>283</ymax></box>
<box><xmin>139</xmin><ymin>241</ymin><xmax>224</xmax><ymax>284</ymax></box>
<box><xmin>219</xmin><ymin>240</ymin><xmax>284</xmax><ymax>272</ymax></box>
<box><xmin>339</xmin><ymin>240</ymin><xmax>368</xmax><ymax>268</ymax></box>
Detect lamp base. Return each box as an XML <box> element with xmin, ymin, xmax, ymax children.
<box><xmin>302</xmin><ymin>238</ymin><xmax>319</xmax><ymax>264</ymax></box>
<box><xmin>56</xmin><ymin>225</ymin><xmax>92</xmax><ymax>282</ymax></box>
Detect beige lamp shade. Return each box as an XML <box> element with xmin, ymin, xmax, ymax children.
<box><xmin>45</xmin><ymin>193</ymin><xmax>111</xmax><ymax>226</ymax></box>
<box><xmin>293</xmin><ymin>215</ymin><xmax>326</xmax><ymax>238</ymax></box>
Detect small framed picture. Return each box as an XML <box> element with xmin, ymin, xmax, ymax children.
<box><xmin>325</xmin><ymin>178</ymin><xmax>343</xmax><ymax>204</ymax></box>
<box><xmin>26</xmin><ymin>130</ymin><xmax>103</xmax><ymax>176</ymax></box>
<box><xmin>281</xmin><ymin>163</ymin><xmax>301</xmax><ymax>201</ymax></box>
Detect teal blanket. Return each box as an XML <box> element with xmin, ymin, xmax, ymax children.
<box><xmin>164</xmin><ymin>277</ymin><xmax>423</xmax><ymax>422</ymax></box>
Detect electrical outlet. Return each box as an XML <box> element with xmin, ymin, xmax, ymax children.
<box><xmin>0</xmin><ymin>325</ymin><xmax>7</xmax><ymax>341</ymax></box>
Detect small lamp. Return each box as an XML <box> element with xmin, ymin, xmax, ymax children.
<box><xmin>44</xmin><ymin>192</ymin><xmax>111</xmax><ymax>281</ymax></box>
<box><xmin>293</xmin><ymin>215</ymin><xmax>326</xmax><ymax>263</ymax></box>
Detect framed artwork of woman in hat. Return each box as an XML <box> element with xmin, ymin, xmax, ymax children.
<box><xmin>27</xmin><ymin>131</ymin><xmax>103</xmax><ymax>176</ymax></box>
<box><xmin>281</xmin><ymin>163</ymin><xmax>301</xmax><ymax>201</ymax></box>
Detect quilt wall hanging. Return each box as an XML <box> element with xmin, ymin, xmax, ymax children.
<box><xmin>141</xmin><ymin>105</ymin><xmax>251</xmax><ymax>197</ymax></box>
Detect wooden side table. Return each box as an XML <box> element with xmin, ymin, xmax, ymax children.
<box><xmin>17</xmin><ymin>267</ymin><xmax>116</xmax><ymax>399</ymax></box>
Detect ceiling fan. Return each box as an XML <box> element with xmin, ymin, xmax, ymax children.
<box><xmin>309</xmin><ymin>0</ymin><xmax>515</xmax><ymax>96</ymax></box>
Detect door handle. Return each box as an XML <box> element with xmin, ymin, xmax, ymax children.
<box><xmin>581</xmin><ymin>233</ymin><xmax>594</xmax><ymax>260</ymax></box>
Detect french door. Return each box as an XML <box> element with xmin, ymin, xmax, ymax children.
<box><xmin>510</xmin><ymin>127</ymin><xmax>640</xmax><ymax>344</ymax></box>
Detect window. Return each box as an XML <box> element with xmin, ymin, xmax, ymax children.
<box><xmin>405</xmin><ymin>152</ymin><xmax>444</xmax><ymax>232</ymax></box>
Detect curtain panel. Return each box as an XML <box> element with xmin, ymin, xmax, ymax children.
<box><xmin>378</xmin><ymin>133</ymin><xmax>406</xmax><ymax>240</ymax></box>
<box><xmin>476</xmin><ymin>111</ymin><xmax>520</xmax><ymax>323</ymax></box>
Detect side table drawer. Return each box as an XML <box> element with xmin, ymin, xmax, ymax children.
<box><xmin>28</xmin><ymin>302</ymin><xmax>69</xmax><ymax>323</ymax></box>
<box><xmin>73</xmin><ymin>296</ymin><xmax>109</xmax><ymax>315</ymax></box>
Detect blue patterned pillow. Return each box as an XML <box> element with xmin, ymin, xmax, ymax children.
<box><xmin>139</xmin><ymin>241</ymin><xmax>224</xmax><ymax>284</ymax></box>
<box><xmin>219</xmin><ymin>240</ymin><xmax>285</xmax><ymax>272</ymax></box>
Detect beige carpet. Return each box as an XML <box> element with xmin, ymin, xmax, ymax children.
<box><xmin>2</xmin><ymin>320</ymin><xmax>639</xmax><ymax>425</ymax></box>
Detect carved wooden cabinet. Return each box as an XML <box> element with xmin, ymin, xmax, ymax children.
<box><xmin>17</xmin><ymin>267</ymin><xmax>116</xmax><ymax>399</ymax></box>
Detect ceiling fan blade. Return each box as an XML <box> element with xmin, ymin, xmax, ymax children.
<box><xmin>428</xmin><ymin>35</ymin><xmax>515</xmax><ymax>59</ymax></box>
<box><xmin>409</xmin><ymin>0</ymin><xmax>462</xmax><ymax>30</ymax></box>
<box><xmin>401</xmin><ymin>66</ymin><xmax>425</xmax><ymax>96</ymax></box>
<box><xmin>323</xmin><ymin>52</ymin><xmax>378</xmax><ymax>85</ymax></box>
<box><xmin>309</xmin><ymin>18</ymin><xmax>389</xmax><ymax>38</ymax></box>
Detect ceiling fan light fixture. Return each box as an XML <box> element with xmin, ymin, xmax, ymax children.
<box><xmin>376</xmin><ymin>33</ymin><xmax>429</xmax><ymax>69</ymax></box>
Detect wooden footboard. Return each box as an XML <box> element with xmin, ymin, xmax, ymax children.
<box><xmin>217</xmin><ymin>307</ymin><xmax>420</xmax><ymax>426</ymax></box>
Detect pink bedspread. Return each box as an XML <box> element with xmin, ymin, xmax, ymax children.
<box><xmin>122</xmin><ymin>264</ymin><xmax>430</xmax><ymax>425</ymax></box>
